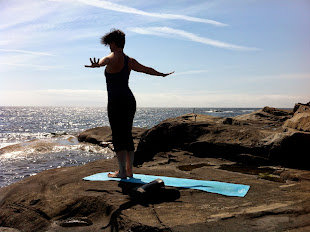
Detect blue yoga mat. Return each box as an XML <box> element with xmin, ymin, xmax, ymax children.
<box><xmin>83</xmin><ymin>172</ymin><xmax>250</xmax><ymax>197</ymax></box>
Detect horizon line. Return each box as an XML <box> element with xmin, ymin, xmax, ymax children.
<box><xmin>0</xmin><ymin>105</ymin><xmax>292</xmax><ymax>109</ymax></box>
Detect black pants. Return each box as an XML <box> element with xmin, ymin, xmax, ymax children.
<box><xmin>108</xmin><ymin>96</ymin><xmax>136</xmax><ymax>152</ymax></box>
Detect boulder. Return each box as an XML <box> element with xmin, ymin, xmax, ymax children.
<box><xmin>283</xmin><ymin>113</ymin><xmax>310</xmax><ymax>132</ymax></box>
<box><xmin>78</xmin><ymin>126</ymin><xmax>112</xmax><ymax>145</ymax></box>
<box><xmin>293</xmin><ymin>102</ymin><xmax>310</xmax><ymax>114</ymax></box>
<box><xmin>284</xmin><ymin>103</ymin><xmax>310</xmax><ymax>132</ymax></box>
<box><xmin>261</xmin><ymin>106</ymin><xmax>293</xmax><ymax>117</ymax></box>
<box><xmin>78</xmin><ymin>126</ymin><xmax>147</xmax><ymax>149</ymax></box>
<box><xmin>134</xmin><ymin>107</ymin><xmax>310</xmax><ymax>169</ymax></box>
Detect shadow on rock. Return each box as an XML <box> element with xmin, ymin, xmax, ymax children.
<box><xmin>101</xmin><ymin>181</ymin><xmax>181</xmax><ymax>232</ymax></box>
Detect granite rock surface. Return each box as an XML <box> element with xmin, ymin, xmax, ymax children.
<box><xmin>1</xmin><ymin>106</ymin><xmax>310</xmax><ymax>232</ymax></box>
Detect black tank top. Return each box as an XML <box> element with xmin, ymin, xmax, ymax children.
<box><xmin>105</xmin><ymin>54</ymin><xmax>134</xmax><ymax>98</ymax></box>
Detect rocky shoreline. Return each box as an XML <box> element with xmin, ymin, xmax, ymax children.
<box><xmin>1</xmin><ymin>104</ymin><xmax>310</xmax><ymax>231</ymax></box>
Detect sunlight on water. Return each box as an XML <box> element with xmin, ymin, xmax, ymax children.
<box><xmin>0</xmin><ymin>106</ymin><xmax>260</xmax><ymax>188</ymax></box>
<box><xmin>0</xmin><ymin>135</ymin><xmax>114</xmax><ymax>188</ymax></box>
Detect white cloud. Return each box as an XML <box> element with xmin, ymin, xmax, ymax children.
<box><xmin>0</xmin><ymin>63</ymin><xmax>59</xmax><ymax>71</ymax></box>
<box><xmin>129</xmin><ymin>27</ymin><xmax>260</xmax><ymax>51</ymax></box>
<box><xmin>50</xmin><ymin>0</ymin><xmax>227</xmax><ymax>26</ymax></box>
<box><xmin>1</xmin><ymin>89</ymin><xmax>308</xmax><ymax>108</ymax></box>
<box><xmin>36</xmin><ymin>89</ymin><xmax>107</xmax><ymax>96</ymax></box>
<box><xmin>173</xmin><ymin>70</ymin><xmax>209</xmax><ymax>76</ymax></box>
<box><xmin>135</xmin><ymin>92</ymin><xmax>308</xmax><ymax>108</ymax></box>
<box><xmin>0</xmin><ymin>50</ymin><xmax>57</xmax><ymax>71</ymax></box>
<box><xmin>0</xmin><ymin>89</ymin><xmax>108</xmax><ymax>106</ymax></box>
<box><xmin>0</xmin><ymin>49</ymin><xmax>55</xmax><ymax>56</ymax></box>
<box><xmin>0</xmin><ymin>0</ymin><xmax>101</xmax><ymax>47</ymax></box>
<box><xmin>0</xmin><ymin>1</ymin><xmax>58</xmax><ymax>30</ymax></box>
<box><xmin>0</xmin><ymin>40</ymin><xmax>10</xmax><ymax>46</ymax></box>
<box><xmin>242</xmin><ymin>72</ymin><xmax>310</xmax><ymax>81</ymax></box>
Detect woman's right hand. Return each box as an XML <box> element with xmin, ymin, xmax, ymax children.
<box><xmin>85</xmin><ymin>58</ymin><xmax>100</xmax><ymax>68</ymax></box>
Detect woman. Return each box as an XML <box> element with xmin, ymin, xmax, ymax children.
<box><xmin>85</xmin><ymin>29</ymin><xmax>174</xmax><ymax>179</ymax></box>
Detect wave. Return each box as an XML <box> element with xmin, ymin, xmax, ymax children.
<box><xmin>0</xmin><ymin>131</ymin><xmax>77</xmax><ymax>145</ymax></box>
<box><xmin>241</xmin><ymin>109</ymin><xmax>255</xmax><ymax>112</ymax></box>
<box><xmin>0</xmin><ymin>135</ymin><xmax>113</xmax><ymax>159</ymax></box>
<box><xmin>0</xmin><ymin>142</ymin><xmax>19</xmax><ymax>150</ymax></box>
<box><xmin>0</xmin><ymin>134</ymin><xmax>114</xmax><ymax>188</ymax></box>
<box><xmin>204</xmin><ymin>110</ymin><xmax>234</xmax><ymax>113</ymax></box>
<box><xmin>204</xmin><ymin>109</ymin><xmax>223</xmax><ymax>113</ymax></box>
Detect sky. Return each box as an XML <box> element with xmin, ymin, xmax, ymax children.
<box><xmin>1</xmin><ymin>0</ymin><xmax>309</xmax><ymax>108</ymax></box>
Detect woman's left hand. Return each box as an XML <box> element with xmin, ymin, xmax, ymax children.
<box><xmin>85</xmin><ymin>58</ymin><xmax>100</xmax><ymax>68</ymax></box>
<box><xmin>162</xmin><ymin>71</ymin><xmax>175</xmax><ymax>77</ymax></box>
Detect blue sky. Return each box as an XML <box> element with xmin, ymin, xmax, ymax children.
<box><xmin>1</xmin><ymin>0</ymin><xmax>309</xmax><ymax>107</ymax></box>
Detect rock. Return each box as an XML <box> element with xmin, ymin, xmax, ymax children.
<box><xmin>78</xmin><ymin>126</ymin><xmax>112</xmax><ymax>145</ymax></box>
<box><xmin>78</xmin><ymin>126</ymin><xmax>147</xmax><ymax>149</ymax></box>
<box><xmin>0</xmin><ymin>228</ymin><xmax>21</xmax><ymax>232</ymax></box>
<box><xmin>1</xmin><ymin>152</ymin><xmax>310</xmax><ymax>232</ymax></box>
<box><xmin>284</xmin><ymin>103</ymin><xmax>310</xmax><ymax>132</ymax></box>
<box><xmin>293</xmin><ymin>102</ymin><xmax>310</xmax><ymax>114</ymax></box>
<box><xmin>1</xmin><ymin>106</ymin><xmax>310</xmax><ymax>231</ymax></box>
<box><xmin>283</xmin><ymin>113</ymin><xmax>310</xmax><ymax>132</ymax></box>
<box><xmin>234</xmin><ymin>106</ymin><xmax>293</xmax><ymax>122</ymax></box>
<box><xmin>262</xmin><ymin>106</ymin><xmax>293</xmax><ymax>117</ymax></box>
<box><xmin>222</xmin><ymin>117</ymin><xmax>233</xmax><ymax>125</ymax></box>
<box><xmin>269</xmin><ymin>132</ymin><xmax>310</xmax><ymax>168</ymax></box>
<box><xmin>135</xmin><ymin>114</ymin><xmax>211</xmax><ymax>165</ymax></box>
<box><xmin>134</xmin><ymin>108</ymin><xmax>309</xmax><ymax>169</ymax></box>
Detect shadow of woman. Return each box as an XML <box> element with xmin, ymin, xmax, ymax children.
<box><xmin>101</xmin><ymin>181</ymin><xmax>181</xmax><ymax>231</ymax></box>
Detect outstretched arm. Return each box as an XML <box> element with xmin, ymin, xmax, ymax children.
<box><xmin>130</xmin><ymin>58</ymin><xmax>174</xmax><ymax>77</ymax></box>
<box><xmin>85</xmin><ymin>57</ymin><xmax>110</xmax><ymax>68</ymax></box>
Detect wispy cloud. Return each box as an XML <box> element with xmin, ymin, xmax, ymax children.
<box><xmin>37</xmin><ymin>89</ymin><xmax>106</xmax><ymax>96</ymax></box>
<box><xmin>0</xmin><ymin>41</ymin><xmax>10</xmax><ymax>46</ymax></box>
<box><xmin>173</xmin><ymin>70</ymin><xmax>209</xmax><ymax>76</ymax></box>
<box><xmin>0</xmin><ymin>63</ymin><xmax>59</xmax><ymax>71</ymax></box>
<box><xmin>129</xmin><ymin>27</ymin><xmax>260</xmax><ymax>51</ymax></box>
<box><xmin>0</xmin><ymin>49</ymin><xmax>55</xmax><ymax>56</ymax></box>
<box><xmin>1</xmin><ymin>89</ymin><xmax>306</xmax><ymax>107</ymax></box>
<box><xmin>50</xmin><ymin>0</ymin><xmax>227</xmax><ymax>26</ymax></box>
<box><xmin>243</xmin><ymin>72</ymin><xmax>310</xmax><ymax>81</ymax></box>
<box><xmin>0</xmin><ymin>89</ymin><xmax>108</xmax><ymax>106</ymax></box>
<box><xmin>0</xmin><ymin>1</ymin><xmax>59</xmax><ymax>30</ymax></box>
<box><xmin>0</xmin><ymin>48</ymin><xmax>57</xmax><ymax>71</ymax></box>
<box><xmin>134</xmin><ymin>92</ymin><xmax>308</xmax><ymax>108</ymax></box>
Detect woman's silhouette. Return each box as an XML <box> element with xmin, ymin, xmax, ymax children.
<box><xmin>85</xmin><ymin>29</ymin><xmax>174</xmax><ymax>179</ymax></box>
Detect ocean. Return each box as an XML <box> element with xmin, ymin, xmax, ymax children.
<box><xmin>0</xmin><ymin>106</ymin><xmax>259</xmax><ymax>188</ymax></box>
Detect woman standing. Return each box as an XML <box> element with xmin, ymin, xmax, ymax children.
<box><xmin>85</xmin><ymin>29</ymin><xmax>174</xmax><ymax>179</ymax></box>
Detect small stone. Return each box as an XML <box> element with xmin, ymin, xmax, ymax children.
<box><xmin>29</xmin><ymin>199</ymin><xmax>40</xmax><ymax>205</ymax></box>
<box><xmin>58</xmin><ymin>217</ymin><xmax>93</xmax><ymax>227</ymax></box>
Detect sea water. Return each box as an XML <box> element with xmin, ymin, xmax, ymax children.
<box><xmin>0</xmin><ymin>106</ymin><xmax>259</xmax><ymax>188</ymax></box>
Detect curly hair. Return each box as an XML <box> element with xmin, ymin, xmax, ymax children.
<box><xmin>101</xmin><ymin>29</ymin><xmax>125</xmax><ymax>48</ymax></box>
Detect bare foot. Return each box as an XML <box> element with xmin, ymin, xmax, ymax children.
<box><xmin>126</xmin><ymin>165</ymin><xmax>133</xmax><ymax>178</ymax></box>
<box><xmin>126</xmin><ymin>170</ymin><xmax>133</xmax><ymax>178</ymax></box>
<box><xmin>108</xmin><ymin>171</ymin><xmax>127</xmax><ymax>179</ymax></box>
<box><xmin>127</xmin><ymin>173</ymin><xmax>133</xmax><ymax>178</ymax></box>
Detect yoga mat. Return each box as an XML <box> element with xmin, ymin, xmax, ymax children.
<box><xmin>83</xmin><ymin>172</ymin><xmax>250</xmax><ymax>197</ymax></box>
